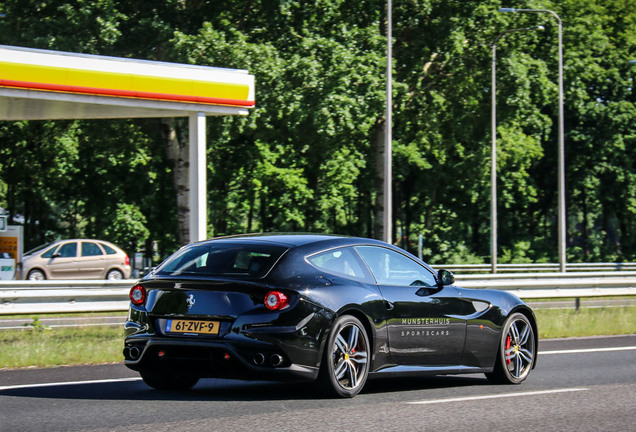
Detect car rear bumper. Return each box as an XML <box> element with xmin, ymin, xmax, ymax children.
<box><xmin>123</xmin><ymin>336</ymin><xmax>319</xmax><ymax>381</ymax></box>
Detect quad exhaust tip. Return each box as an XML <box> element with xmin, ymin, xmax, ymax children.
<box><xmin>253</xmin><ymin>353</ymin><xmax>265</xmax><ymax>366</ymax></box>
<box><xmin>130</xmin><ymin>346</ymin><xmax>140</xmax><ymax>359</ymax></box>
<box><xmin>270</xmin><ymin>354</ymin><xmax>283</xmax><ymax>367</ymax></box>
<box><xmin>123</xmin><ymin>346</ymin><xmax>141</xmax><ymax>361</ymax></box>
<box><xmin>253</xmin><ymin>352</ymin><xmax>284</xmax><ymax>367</ymax></box>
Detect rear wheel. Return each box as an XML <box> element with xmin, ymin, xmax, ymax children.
<box><xmin>106</xmin><ymin>269</ymin><xmax>123</xmax><ymax>280</ymax></box>
<box><xmin>140</xmin><ymin>370</ymin><xmax>200</xmax><ymax>391</ymax></box>
<box><xmin>318</xmin><ymin>315</ymin><xmax>370</xmax><ymax>398</ymax></box>
<box><xmin>486</xmin><ymin>312</ymin><xmax>536</xmax><ymax>384</ymax></box>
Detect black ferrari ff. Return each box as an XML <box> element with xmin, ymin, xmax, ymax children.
<box><xmin>124</xmin><ymin>234</ymin><xmax>537</xmax><ymax>397</ymax></box>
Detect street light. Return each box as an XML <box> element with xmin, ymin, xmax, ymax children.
<box><xmin>491</xmin><ymin>25</ymin><xmax>544</xmax><ymax>274</ymax></box>
<box><xmin>384</xmin><ymin>0</ymin><xmax>393</xmax><ymax>244</ymax></box>
<box><xmin>499</xmin><ymin>7</ymin><xmax>567</xmax><ymax>272</ymax></box>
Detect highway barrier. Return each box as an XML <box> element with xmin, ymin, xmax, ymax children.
<box><xmin>1</xmin><ymin>272</ymin><xmax>636</xmax><ymax>315</ymax></box>
<box><xmin>0</xmin><ymin>280</ymin><xmax>133</xmax><ymax>315</ymax></box>
<box><xmin>439</xmin><ymin>262</ymin><xmax>636</xmax><ymax>273</ymax></box>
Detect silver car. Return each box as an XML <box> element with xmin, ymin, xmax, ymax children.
<box><xmin>22</xmin><ymin>239</ymin><xmax>132</xmax><ymax>280</ymax></box>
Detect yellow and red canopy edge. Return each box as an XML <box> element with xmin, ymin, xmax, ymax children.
<box><xmin>0</xmin><ymin>46</ymin><xmax>255</xmax><ymax>108</ymax></box>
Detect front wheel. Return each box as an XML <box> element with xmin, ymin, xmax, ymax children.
<box><xmin>486</xmin><ymin>312</ymin><xmax>536</xmax><ymax>384</ymax></box>
<box><xmin>318</xmin><ymin>315</ymin><xmax>370</xmax><ymax>398</ymax></box>
<box><xmin>140</xmin><ymin>370</ymin><xmax>200</xmax><ymax>391</ymax></box>
<box><xmin>27</xmin><ymin>269</ymin><xmax>46</xmax><ymax>280</ymax></box>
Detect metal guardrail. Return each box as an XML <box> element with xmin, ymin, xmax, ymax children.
<box><xmin>455</xmin><ymin>272</ymin><xmax>636</xmax><ymax>299</ymax></box>
<box><xmin>439</xmin><ymin>262</ymin><xmax>636</xmax><ymax>273</ymax></box>
<box><xmin>0</xmin><ymin>280</ymin><xmax>134</xmax><ymax>315</ymax></box>
<box><xmin>1</xmin><ymin>272</ymin><xmax>636</xmax><ymax>315</ymax></box>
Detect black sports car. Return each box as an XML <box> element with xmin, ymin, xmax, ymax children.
<box><xmin>124</xmin><ymin>234</ymin><xmax>537</xmax><ymax>397</ymax></box>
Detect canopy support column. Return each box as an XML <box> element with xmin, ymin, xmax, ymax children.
<box><xmin>189</xmin><ymin>112</ymin><xmax>207</xmax><ymax>242</ymax></box>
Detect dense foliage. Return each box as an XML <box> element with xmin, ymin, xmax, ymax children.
<box><xmin>0</xmin><ymin>0</ymin><xmax>634</xmax><ymax>265</ymax></box>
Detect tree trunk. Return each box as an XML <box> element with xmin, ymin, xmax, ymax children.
<box><xmin>160</xmin><ymin>118</ymin><xmax>190</xmax><ymax>245</ymax></box>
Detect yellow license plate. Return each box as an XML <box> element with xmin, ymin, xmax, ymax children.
<box><xmin>166</xmin><ymin>319</ymin><xmax>220</xmax><ymax>335</ymax></box>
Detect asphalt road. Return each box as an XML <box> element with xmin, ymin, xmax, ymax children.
<box><xmin>1</xmin><ymin>335</ymin><xmax>635</xmax><ymax>432</ymax></box>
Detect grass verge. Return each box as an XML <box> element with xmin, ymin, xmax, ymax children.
<box><xmin>535</xmin><ymin>306</ymin><xmax>636</xmax><ymax>339</ymax></box>
<box><xmin>0</xmin><ymin>326</ymin><xmax>123</xmax><ymax>369</ymax></box>
<box><xmin>1</xmin><ymin>306</ymin><xmax>635</xmax><ymax>369</ymax></box>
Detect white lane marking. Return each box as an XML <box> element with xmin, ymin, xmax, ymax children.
<box><xmin>407</xmin><ymin>387</ymin><xmax>588</xmax><ymax>405</ymax></box>
<box><xmin>541</xmin><ymin>346</ymin><xmax>636</xmax><ymax>355</ymax></box>
<box><xmin>0</xmin><ymin>377</ymin><xmax>141</xmax><ymax>391</ymax></box>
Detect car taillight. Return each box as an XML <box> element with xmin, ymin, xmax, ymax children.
<box><xmin>125</xmin><ymin>255</ymin><xmax>130</xmax><ymax>266</ymax></box>
<box><xmin>264</xmin><ymin>291</ymin><xmax>289</xmax><ymax>311</ymax></box>
<box><xmin>130</xmin><ymin>284</ymin><xmax>146</xmax><ymax>306</ymax></box>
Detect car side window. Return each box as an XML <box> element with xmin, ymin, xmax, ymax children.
<box><xmin>82</xmin><ymin>242</ymin><xmax>104</xmax><ymax>257</ymax></box>
<box><xmin>307</xmin><ymin>247</ymin><xmax>372</xmax><ymax>283</ymax></box>
<box><xmin>41</xmin><ymin>246</ymin><xmax>58</xmax><ymax>259</ymax></box>
<box><xmin>100</xmin><ymin>243</ymin><xmax>117</xmax><ymax>255</ymax></box>
<box><xmin>354</xmin><ymin>246</ymin><xmax>437</xmax><ymax>287</ymax></box>
<box><xmin>57</xmin><ymin>242</ymin><xmax>77</xmax><ymax>258</ymax></box>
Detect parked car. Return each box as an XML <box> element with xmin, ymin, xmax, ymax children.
<box><xmin>22</xmin><ymin>239</ymin><xmax>131</xmax><ymax>280</ymax></box>
<box><xmin>124</xmin><ymin>234</ymin><xmax>537</xmax><ymax>397</ymax></box>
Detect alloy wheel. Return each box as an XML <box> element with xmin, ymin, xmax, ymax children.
<box><xmin>503</xmin><ymin>315</ymin><xmax>535</xmax><ymax>381</ymax></box>
<box><xmin>331</xmin><ymin>321</ymin><xmax>369</xmax><ymax>391</ymax></box>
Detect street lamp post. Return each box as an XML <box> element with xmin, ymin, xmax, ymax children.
<box><xmin>499</xmin><ymin>7</ymin><xmax>566</xmax><ymax>272</ymax></box>
<box><xmin>384</xmin><ymin>0</ymin><xmax>393</xmax><ymax>244</ymax></box>
<box><xmin>491</xmin><ymin>25</ymin><xmax>544</xmax><ymax>274</ymax></box>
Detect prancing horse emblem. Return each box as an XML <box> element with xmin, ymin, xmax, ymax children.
<box><xmin>186</xmin><ymin>294</ymin><xmax>196</xmax><ymax>309</ymax></box>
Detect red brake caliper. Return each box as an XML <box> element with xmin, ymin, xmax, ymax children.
<box><xmin>505</xmin><ymin>335</ymin><xmax>512</xmax><ymax>364</ymax></box>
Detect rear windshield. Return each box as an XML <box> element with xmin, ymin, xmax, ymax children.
<box><xmin>154</xmin><ymin>243</ymin><xmax>288</xmax><ymax>278</ymax></box>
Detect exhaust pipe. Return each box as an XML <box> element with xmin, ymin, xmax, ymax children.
<box><xmin>270</xmin><ymin>354</ymin><xmax>283</xmax><ymax>367</ymax></box>
<box><xmin>253</xmin><ymin>353</ymin><xmax>265</xmax><ymax>366</ymax></box>
<box><xmin>129</xmin><ymin>346</ymin><xmax>141</xmax><ymax>360</ymax></box>
<box><xmin>123</xmin><ymin>346</ymin><xmax>141</xmax><ymax>360</ymax></box>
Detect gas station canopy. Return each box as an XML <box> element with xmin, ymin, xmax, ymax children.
<box><xmin>0</xmin><ymin>45</ymin><xmax>254</xmax><ymax>120</ymax></box>
<box><xmin>0</xmin><ymin>45</ymin><xmax>256</xmax><ymax>241</ymax></box>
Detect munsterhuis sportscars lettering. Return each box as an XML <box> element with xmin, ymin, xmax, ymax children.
<box><xmin>400</xmin><ymin>318</ymin><xmax>451</xmax><ymax>325</ymax></box>
<box><xmin>399</xmin><ymin>317</ymin><xmax>452</xmax><ymax>337</ymax></box>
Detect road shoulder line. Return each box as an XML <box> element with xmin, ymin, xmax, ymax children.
<box><xmin>407</xmin><ymin>387</ymin><xmax>588</xmax><ymax>405</ymax></box>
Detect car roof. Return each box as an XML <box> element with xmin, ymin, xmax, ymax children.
<box><xmin>193</xmin><ymin>233</ymin><xmax>349</xmax><ymax>247</ymax></box>
<box><xmin>26</xmin><ymin>238</ymin><xmax>122</xmax><ymax>252</ymax></box>
<box><xmin>154</xmin><ymin>234</ymin><xmax>439</xmax><ymax>280</ymax></box>
<box><xmin>192</xmin><ymin>233</ymin><xmax>393</xmax><ymax>248</ymax></box>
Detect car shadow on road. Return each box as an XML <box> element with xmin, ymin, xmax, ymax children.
<box><xmin>365</xmin><ymin>374</ymin><xmax>488</xmax><ymax>395</ymax></box>
<box><xmin>0</xmin><ymin>374</ymin><xmax>489</xmax><ymax>402</ymax></box>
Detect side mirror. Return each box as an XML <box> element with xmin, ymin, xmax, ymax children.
<box><xmin>438</xmin><ymin>269</ymin><xmax>455</xmax><ymax>286</ymax></box>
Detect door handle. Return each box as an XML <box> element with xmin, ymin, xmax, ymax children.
<box><xmin>384</xmin><ymin>300</ymin><xmax>395</xmax><ymax>310</ymax></box>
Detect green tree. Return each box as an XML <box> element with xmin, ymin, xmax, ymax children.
<box><xmin>0</xmin><ymin>0</ymin><xmax>634</xmax><ymax>264</ymax></box>
<box><xmin>106</xmin><ymin>203</ymin><xmax>150</xmax><ymax>258</ymax></box>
